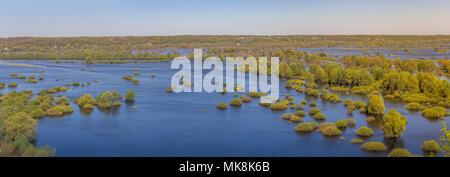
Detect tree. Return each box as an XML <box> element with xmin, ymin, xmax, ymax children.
<box><xmin>366</xmin><ymin>94</ymin><xmax>385</xmax><ymax>115</ymax></box>
<box><xmin>383</xmin><ymin>109</ymin><xmax>408</xmax><ymax>138</ymax></box>
<box><xmin>5</xmin><ymin>112</ymin><xmax>38</xmax><ymax>142</ymax></box>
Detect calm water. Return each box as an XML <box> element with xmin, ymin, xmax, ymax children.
<box><xmin>0</xmin><ymin>60</ymin><xmax>448</xmax><ymax>157</ymax></box>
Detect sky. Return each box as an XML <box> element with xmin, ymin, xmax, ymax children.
<box><xmin>0</xmin><ymin>0</ymin><xmax>449</xmax><ymax>37</ymax></box>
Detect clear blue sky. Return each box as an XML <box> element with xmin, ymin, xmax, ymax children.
<box><xmin>1</xmin><ymin>0</ymin><xmax>449</xmax><ymax>37</ymax></box>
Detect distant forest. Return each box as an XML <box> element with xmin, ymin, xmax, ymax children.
<box><xmin>0</xmin><ymin>35</ymin><xmax>449</xmax><ymax>59</ymax></box>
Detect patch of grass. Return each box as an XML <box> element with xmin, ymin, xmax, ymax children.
<box><xmin>294</xmin><ymin>122</ymin><xmax>316</xmax><ymax>132</ymax></box>
<box><xmin>309</xmin><ymin>100</ymin><xmax>317</xmax><ymax>107</ymax></box>
<box><xmin>405</xmin><ymin>102</ymin><xmax>424</xmax><ymax>111</ymax></box>
<box><xmin>295</xmin><ymin>110</ymin><xmax>306</xmax><ymax>117</ymax></box>
<box><xmin>281</xmin><ymin>113</ymin><xmax>293</xmax><ymax>120</ymax></box>
<box><xmin>422</xmin><ymin>107</ymin><xmax>447</xmax><ymax>120</ymax></box>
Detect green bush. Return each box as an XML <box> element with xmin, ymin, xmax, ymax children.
<box><xmin>281</xmin><ymin>113</ymin><xmax>293</xmax><ymax>120</ymax></box>
<box><xmin>240</xmin><ymin>96</ymin><xmax>252</xmax><ymax>103</ymax></box>
<box><xmin>300</xmin><ymin>100</ymin><xmax>307</xmax><ymax>105</ymax></box>
<box><xmin>405</xmin><ymin>102</ymin><xmax>423</xmax><ymax>111</ymax></box>
<box><xmin>216</xmin><ymin>102</ymin><xmax>228</xmax><ymax>109</ymax></box>
<box><xmin>355</xmin><ymin>126</ymin><xmax>374</xmax><ymax>137</ymax></box>
<box><xmin>248</xmin><ymin>92</ymin><xmax>261</xmax><ymax>98</ymax></box>
<box><xmin>125</xmin><ymin>90</ymin><xmax>135</xmax><ymax>102</ymax></box>
<box><xmin>133</xmin><ymin>72</ymin><xmax>141</xmax><ymax>76</ymax></box>
<box><xmin>151</xmin><ymin>74</ymin><xmax>156</xmax><ymax>78</ymax></box>
<box><xmin>55</xmin><ymin>97</ymin><xmax>70</xmax><ymax>105</ymax></box>
<box><xmin>46</xmin><ymin>105</ymin><xmax>74</xmax><ymax>117</ymax></box>
<box><xmin>0</xmin><ymin>82</ymin><xmax>5</xmax><ymax>89</ymax></box>
<box><xmin>366</xmin><ymin>116</ymin><xmax>376</xmax><ymax>123</ymax></box>
<box><xmin>295</xmin><ymin>110</ymin><xmax>306</xmax><ymax>117</ymax></box>
<box><xmin>294</xmin><ymin>103</ymin><xmax>304</xmax><ymax>110</ymax></box>
<box><xmin>112</xmin><ymin>102</ymin><xmax>122</xmax><ymax>107</ymax></box>
<box><xmin>270</xmin><ymin>102</ymin><xmax>288</xmax><ymax>110</ymax></box>
<box><xmin>230</xmin><ymin>98</ymin><xmax>242</xmax><ymax>107</ymax></box>
<box><xmin>82</xmin><ymin>103</ymin><xmax>95</xmax><ymax>110</ymax></box>
<box><xmin>350</xmin><ymin>139</ymin><xmax>364</xmax><ymax>144</ymax></box>
<box><xmin>72</xmin><ymin>82</ymin><xmax>80</xmax><ymax>86</ymax></box>
<box><xmin>309</xmin><ymin>108</ymin><xmax>321</xmax><ymax>115</ymax></box>
<box><xmin>335</xmin><ymin>120</ymin><xmax>348</xmax><ymax>128</ymax></box>
<box><xmin>294</xmin><ymin>122</ymin><xmax>316</xmax><ymax>132</ymax></box>
<box><xmin>422</xmin><ymin>107</ymin><xmax>447</xmax><ymax>120</ymax></box>
<box><xmin>422</xmin><ymin>140</ymin><xmax>440</xmax><ymax>152</ymax></box>
<box><xmin>387</xmin><ymin>148</ymin><xmax>412</xmax><ymax>157</ymax></box>
<box><xmin>361</xmin><ymin>142</ymin><xmax>387</xmax><ymax>152</ymax></box>
<box><xmin>309</xmin><ymin>100</ymin><xmax>317</xmax><ymax>107</ymax></box>
<box><xmin>8</xmin><ymin>82</ymin><xmax>18</xmax><ymax>88</ymax></box>
<box><xmin>344</xmin><ymin>99</ymin><xmax>353</xmax><ymax>107</ymax></box>
<box><xmin>291</xmin><ymin>115</ymin><xmax>303</xmax><ymax>122</ymax></box>
<box><xmin>347</xmin><ymin>118</ymin><xmax>356</xmax><ymax>126</ymax></box>
<box><xmin>78</xmin><ymin>94</ymin><xmax>96</xmax><ymax>108</ymax></box>
<box><xmin>166</xmin><ymin>86</ymin><xmax>174</xmax><ymax>93</ymax></box>
<box><xmin>31</xmin><ymin>109</ymin><xmax>46</xmax><ymax>118</ymax></box>
<box><xmin>25</xmin><ymin>79</ymin><xmax>38</xmax><ymax>83</ymax></box>
<box><xmin>321</xmin><ymin>126</ymin><xmax>341</xmax><ymax>136</ymax></box>
<box><xmin>313</xmin><ymin>113</ymin><xmax>326</xmax><ymax>120</ymax></box>
<box><xmin>317</xmin><ymin>123</ymin><xmax>336</xmax><ymax>133</ymax></box>
<box><xmin>259</xmin><ymin>102</ymin><xmax>271</xmax><ymax>107</ymax></box>
<box><xmin>354</xmin><ymin>101</ymin><xmax>366</xmax><ymax>108</ymax></box>
<box><xmin>383</xmin><ymin>109</ymin><xmax>408</xmax><ymax>138</ymax></box>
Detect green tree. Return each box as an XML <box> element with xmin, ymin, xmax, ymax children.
<box><xmin>383</xmin><ymin>109</ymin><xmax>408</xmax><ymax>138</ymax></box>
<box><xmin>440</xmin><ymin>122</ymin><xmax>450</xmax><ymax>157</ymax></box>
<box><xmin>5</xmin><ymin>112</ymin><xmax>38</xmax><ymax>142</ymax></box>
<box><xmin>366</xmin><ymin>94</ymin><xmax>385</xmax><ymax>115</ymax></box>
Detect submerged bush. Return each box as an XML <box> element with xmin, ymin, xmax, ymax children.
<box><xmin>313</xmin><ymin>113</ymin><xmax>326</xmax><ymax>120</ymax></box>
<box><xmin>0</xmin><ymin>82</ymin><xmax>5</xmax><ymax>89</ymax></box>
<box><xmin>240</xmin><ymin>96</ymin><xmax>252</xmax><ymax>103</ymax></box>
<box><xmin>72</xmin><ymin>82</ymin><xmax>80</xmax><ymax>86</ymax></box>
<box><xmin>291</xmin><ymin>115</ymin><xmax>303</xmax><ymax>122</ymax></box>
<box><xmin>321</xmin><ymin>126</ymin><xmax>341</xmax><ymax>136</ymax></box>
<box><xmin>355</xmin><ymin>126</ymin><xmax>374</xmax><ymax>137</ymax></box>
<box><xmin>112</xmin><ymin>102</ymin><xmax>122</xmax><ymax>107</ymax></box>
<box><xmin>281</xmin><ymin>113</ymin><xmax>293</xmax><ymax>120</ymax></box>
<box><xmin>309</xmin><ymin>108</ymin><xmax>321</xmax><ymax>115</ymax></box>
<box><xmin>294</xmin><ymin>122</ymin><xmax>315</xmax><ymax>133</ymax></box>
<box><xmin>361</xmin><ymin>142</ymin><xmax>387</xmax><ymax>152</ymax></box>
<box><xmin>125</xmin><ymin>90</ymin><xmax>135</xmax><ymax>102</ymax></box>
<box><xmin>55</xmin><ymin>97</ymin><xmax>70</xmax><ymax>105</ymax></box>
<box><xmin>259</xmin><ymin>102</ymin><xmax>271</xmax><ymax>107</ymax></box>
<box><xmin>270</xmin><ymin>102</ymin><xmax>288</xmax><ymax>110</ymax></box>
<box><xmin>216</xmin><ymin>102</ymin><xmax>228</xmax><ymax>109</ymax></box>
<box><xmin>82</xmin><ymin>103</ymin><xmax>95</xmax><ymax>110</ymax></box>
<box><xmin>46</xmin><ymin>105</ymin><xmax>74</xmax><ymax>117</ymax></box>
<box><xmin>335</xmin><ymin>120</ymin><xmax>348</xmax><ymax>128</ymax></box>
<box><xmin>405</xmin><ymin>102</ymin><xmax>424</xmax><ymax>111</ymax></box>
<box><xmin>248</xmin><ymin>92</ymin><xmax>261</xmax><ymax>98</ymax></box>
<box><xmin>422</xmin><ymin>140</ymin><xmax>440</xmax><ymax>152</ymax></box>
<box><xmin>295</xmin><ymin>110</ymin><xmax>306</xmax><ymax>117</ymax></box>
<box><xmin>387</xmin><ymin>148</ymin><xmax>412</xmax><ymax>157</ymax></box>
<box><xmin>347</xmin><ymin>118</ymin><xmax>356</xmax><ymax>127</ymax></box>
<box><xmin>78</xmin><ymin>94</ymin><xmax>96</xmax><ymax>109</ymax></box>
<box><xmin>8</xmin><ymin>82</ymin><xmax>18</xmax><ymax>88</ymax></box>
<box><xmin>317</xmin><ymin>123</ymin><xmax>337</xmax><ymax>133</ymax></box>
<box><xmin>31</xmin><ymin>109</ymin><xmax>46</xmax><ymax>118</ymax></box>
<box><xmin>309</xmin><ymin>101</ymin><xmax>317</xmax><ymax>107</ymax></box>
<box><xmin>230</xmin><ymin>98</ymin><xmax>242</xmax><ymax>107</ymax></box>
<box><xmin>166</xmin><ymin>86</ymin><xmax>174</xmax><ymax>93</ymax></box>
<box><xmin>344</xmin><ymin>99</ymin><xmax>353</xmax><ymax>107</ymax></box>
<box><xmin>350</xmin><ymin>139</ymin><xmax>364</xmax><ymax>144</ymax></box>
<box><xmin>421</xmin><ymin>106</ymin><xmax>447</xmax><ymax>120</ymax></box>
